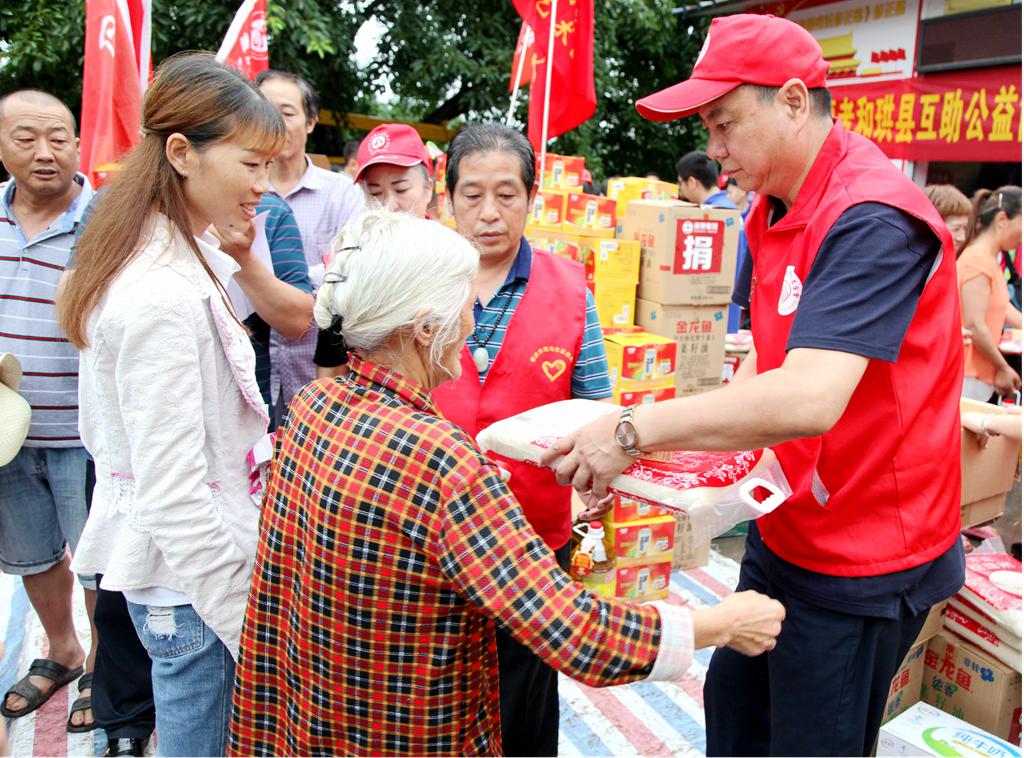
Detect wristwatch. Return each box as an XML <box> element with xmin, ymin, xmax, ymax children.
<box><xmin>615</xmin><ymin>404</ymin><xmax>645</xmax><ymax>457</ymax></box>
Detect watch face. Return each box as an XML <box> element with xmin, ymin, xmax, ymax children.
<box><xmin>616</xmin><ymin>422</ymin><xmax>638</xmax><ymax>449</ymax></box>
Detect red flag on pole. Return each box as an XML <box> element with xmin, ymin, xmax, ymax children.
<box><xmin>215</xmin><ymin>0</ymin><xmax>270</xmax><ymax>81</ymax></box>
<box><xmin>508</xmin><ymin>21</ymin><xmax>537</xmax><ymax>92</ymax></box>
<box><xmin>79</xmin><ymin>0</ymin><xmax>150</xmax><ymax>187</ymax></box>
<box><xmin>512</xmin><ymin>0</ymin><xmax>596</xmax><ymax>151</ymax></box>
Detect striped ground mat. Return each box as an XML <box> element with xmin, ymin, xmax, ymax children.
<box><xmin>2</xmin><ymin>550</ymin><xmax>739</xmax><ymax>757</ymax></box>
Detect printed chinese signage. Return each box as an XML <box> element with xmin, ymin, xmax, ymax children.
<box><xmin>831</xmin><ymin>66</ymin><xmax>1022</xmax><ymax>161</ymax></box>
<box><xmin>674</xmin><ymin>219</ymin><xmax>724</xmax><ymax>275</ymax></box>
<box><xmin>788</xmin><ymin>0</ymin><xmax>919</xmax><ymax>84</ymax></box>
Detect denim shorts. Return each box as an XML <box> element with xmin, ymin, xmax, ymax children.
<box><xmin>0</xmin><ymin>446</ymin><xmax>96</xmax><ymax>589</ymax></box>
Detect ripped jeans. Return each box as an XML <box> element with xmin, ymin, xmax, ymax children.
<box><xmin>125</xmin><ymin>603</ymin><xmax>235</xmax><ymax>757</ymax></box>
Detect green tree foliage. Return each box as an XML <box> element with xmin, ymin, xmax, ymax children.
<box><xmin>0</xmin><ymin>0</ymin><xmax>708</xmax><ymax>179</ymax></box>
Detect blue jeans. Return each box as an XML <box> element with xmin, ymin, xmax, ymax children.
<box><xmin>0</xmin><ymin>446</ymin><xmax>95</xmax><ymax>588</ymax></box>
<box><xmin>126</xmin><ymin>603</ymin><xmax>234</xmax><ymax>757</ymax></box>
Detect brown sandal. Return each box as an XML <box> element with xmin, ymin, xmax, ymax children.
<box><xmin>66</xmin><ymin>671</ymin><xmax>95</xmax><ymax>733</ymax></box>
<box><xmin>0</xmin><ymin>658</ymin><xmax>84</xmax><ymax>719</ymax></box>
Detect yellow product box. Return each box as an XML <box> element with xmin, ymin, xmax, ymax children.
<box><xmin>601</xmin><ymin>324</ymin><xmax>643</xmax><ymax>337</ymax></box>
<box><xmin>614</xmin><ymin>383</ymin><xmax>676</xmax><ymax>406</ymax></box>
<box><xmin>526</xmin><ymin>232</ymin><xmax>581</xmax><ymax>262</ymax></box>
<box><xmin>604</xmin><ymin>331</ymin><xmax>676</xmax><ymax>386</ymax></box>
<box><xmin>528</xmin><ymin>190</ymin><xmax>569</xmax><ymax>228</ymax></box>
<box><xmin>593</xmin><ymin>280</ymin><xmax>637</xmax><ymax>328</ymax></box>
<box><xmin>607</xmin><ymin>176</ymin><xmax>679</xmax><ymax>216</ymax></box>
<box><xmin>537</xmin><ymin>153</ymin><xmax>586</xmax><ymax>191</ymax></box>
<box><xmin>581</xmin><ymin>561</ymin><xmax>673</xmax><ymax>602</ymax></box>
<box><xmin>636</xmin><ymin>299</ymin><xmax>729</xmax><ymax>396</ymax></box>
<box><xmin>579</xmin><ymin>238</ymin><xmax>641</xmax><ymax>286</ymax></box>
<box><xmin>618</xmin><ymin>200</ymin><xmax>740</xmax><ymax>305</ymax></box>
<box><xmin>434</xmin><ymin>153</ymin><xmax>447</xmax><ymax>194</ymax></box>
<box><xmin>564</xmin><ymin>192</ymin><xmax>617</xmax><ymax>238</ymax></box>
<box><xmin>607</xmin><ymin>495</ymin><xmax>671</xmax><ymax>523</ymax></box>
<box><xmin>604</xmin><ymin>514</ymin><xmax>676</xmax><ymax>566</ymax></box>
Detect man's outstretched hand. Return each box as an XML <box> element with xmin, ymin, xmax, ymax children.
<box><xmin>539</xmin><ymin>409</ymin><xmax>634</xmax><ymax>498</ymax></box>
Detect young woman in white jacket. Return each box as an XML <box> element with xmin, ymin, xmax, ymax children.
<box><xmin>58</xmin><ymin>54</ymin><xmax>284</xmax><ymax>757</ymax></box>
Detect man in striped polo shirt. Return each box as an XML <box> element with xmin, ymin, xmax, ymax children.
<box><xmin>0</xmin><ymin>90</ymin><xmax>96</xmax><ymax>726</ymax></box>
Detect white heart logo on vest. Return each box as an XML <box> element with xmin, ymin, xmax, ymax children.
<box><xmin>777</xmin><ymin>265</ymin><xmax>803</xmax><ymax>316</ymax></box>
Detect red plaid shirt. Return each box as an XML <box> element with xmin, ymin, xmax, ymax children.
<box><xmin>228</xmin><ymin>357</ymin><xmax>665</xmax><ymax>756</ymax></box>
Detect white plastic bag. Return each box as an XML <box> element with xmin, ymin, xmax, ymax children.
<box><xmin>476</xmin><ymin>399</ymin><xmax>792</xmax><ymax>543</ymax></box>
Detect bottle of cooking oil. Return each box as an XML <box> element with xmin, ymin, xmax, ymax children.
<box><xmin>569</xmin><ymin>521</ymin><xmax>616</xmax><ymax>580</ymax></box>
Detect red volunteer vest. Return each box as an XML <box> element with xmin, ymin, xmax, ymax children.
<box><xmin>432</xmin><ymin>250</ymin><xmax>586</xmax><ymax>550</ymax></box>
<box><xmin>746</xmin><ymin>121</ymin><xmax>963</xmax><ymax>576</ymax></box>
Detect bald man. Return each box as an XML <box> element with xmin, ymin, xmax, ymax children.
<box><xmin>0</xmin><ymin>89</ymin><xmax>97</xmax><ymax>732</ymax></box>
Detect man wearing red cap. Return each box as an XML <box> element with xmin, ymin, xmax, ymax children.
<box><xmin>544</xmin><ymin>14</ymin><xmax>965</xmax><ymax>756</ymax></box>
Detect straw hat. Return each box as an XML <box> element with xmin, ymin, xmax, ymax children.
<box><xmin>0</xmin><ymin>354</ymin><xmax>31</xmax><ymax>467</ymax></box>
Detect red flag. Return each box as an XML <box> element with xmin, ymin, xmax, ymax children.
<box><xmin>80</xmin><ymin>0</ymin><xmax>151</xmax><ymax>187</ymax></box>
<box><xmin>216</xmin><ymin>0</ymin><xmax>270</xmax><ymax>81</ymax></box>
<box><xmin>513</xmin><ymin>0</ymin><xmax>596</xmax><ymax>150</ymax></box>
<box><xmin>508</xmin><ymin>21</ymin><xmax>537</xmax><ymax>92</ymax></box>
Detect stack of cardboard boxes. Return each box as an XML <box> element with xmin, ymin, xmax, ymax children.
<box><xmin>617</xmin><ymin>200</ymin><xmax>740</xmax><ymax>397</ymax></box>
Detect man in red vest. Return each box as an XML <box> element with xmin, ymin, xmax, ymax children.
<box><xmin>544</xmin><ymin>15</ymin><xmax>965</xmax><ymax>756</ymax></box>
<box><xmin>432</xmin><ymin>123</ymin><xmax>614</xmax><ymax>756</ymax></box>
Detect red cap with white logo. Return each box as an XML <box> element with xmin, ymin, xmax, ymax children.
<box><xmin>636</xmin><ymin>14</ymin><xmax>830</xmax><ymax>122</ymax></box>
<box><xmin>355</xmin><ymin>123</ymin><xmax>433</xmax><ymax>183</ymax></box>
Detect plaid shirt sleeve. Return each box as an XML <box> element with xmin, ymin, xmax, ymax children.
<box><xmin>431</xmin><ymin>459</ymin><xmax>675</xmax><ymax>688</ymax></box>
<box><xmin>571</xmin><ymin>289</ymin><xmax>613</xmax><ymax>399</ymax></box>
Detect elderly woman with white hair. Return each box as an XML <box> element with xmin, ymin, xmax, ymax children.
<box><xmin>228</xmin><ymin>209</ymin><xmax>784</xmax><ymax>757</ymax></box>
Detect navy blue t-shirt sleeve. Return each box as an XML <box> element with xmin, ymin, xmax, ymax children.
<box><xmin>732</xmin><ymin>247</ymin><xmax>753</xmax><ymax>309</ymax></box>
<box><xmin>787</xmin><ymin>203</ymin><xmax>941</xmax><ymax>362</ymax></box>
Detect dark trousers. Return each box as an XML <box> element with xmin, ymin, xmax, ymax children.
<box><xmin>496</xmin><ymin>541</ymin><xmax>571</xmax><ymax>757</ymax></box>
<box><xmin>703</xmin><ymin>551</ymin><xmax>928</xmax><ymax>757</ymax></box>
<box><xmin>91</xmin><ymin>577</ymin><xmax>155</xmax><ymax>740</ymax></box>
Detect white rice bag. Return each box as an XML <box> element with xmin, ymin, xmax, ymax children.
<box><xmin>476</xmin><ymin>398</ymin><xmax>792</xmax><ymax>543</ymax></box>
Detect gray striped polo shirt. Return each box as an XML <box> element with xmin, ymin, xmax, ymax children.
<box><xmin>0</xmin><ymin>174</ymin><xmax>93</xmax><ymax>446</ymax></box>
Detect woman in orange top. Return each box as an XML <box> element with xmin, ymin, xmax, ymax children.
<box><xmin>957</xmin><ymin>186</ymin><xmax>1022</xmax><ymax>401</ymax></box>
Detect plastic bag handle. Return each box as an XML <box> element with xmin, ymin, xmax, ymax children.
<box><xmin>737</xmin><ymin>477</ymin><xmax>787</xmax><ymax>515</ymax></box>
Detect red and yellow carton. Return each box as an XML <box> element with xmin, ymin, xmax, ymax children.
<box><xmin>537</xmin><ymin>153</ymin><xmax>586</xmax><ymax>192</ymax></box>
<box><xmin>583</xmin><ymin>561</ymin><xmax>673</xmax><ymax>601</ymax></box>
<box><xmin>605</xmin><ymin>514</ymin><xmax>676</xmax><ymax>566</ymax></box>
<box><xmin>601</xmin><ymin>324</ymin><xmax>643</xmax><ymax>337</ymax></box>
<box><xmin>607</xmin><ymin>176</ymin><xmax>678</xmax><ymax>216</ymax></box>
<box><xmin>579</xmin><ymin>238</ymin><xmax>641</xmax><ymax>286</ymax></box>
<box><xmin>526</xmin><ymin>231</ymin><xmax>581</xmax><ymax>262</ymax></box>
<box><xmin>614</xmin><ymin>384</ymin><xmax>675</xmax><ymax>406</ymax></box>
<box><xmin>564</xmin><ymin>192</ymin><xmax>617</xmax><ymax>238</ymax></box>
<box><xmin>527</xmin><ymin>190</ymin><xmax>569</xmax><ymax>230</ymax></box>
<box><xmin>604</xmin><ymin>331</ymin><xmax>677</xmax><ymax>386</ymax></box>
<box><xmin>606</xmin><ymin>495</ymin><xmax>671</xmax><ymax>523</ymax></box>
<box><xmin>592</xmin><ymin>281</ymin><xmax>637</xmax><ymax>328</ymax></box>
<box><xmin>434</xmin><ymin>153</ymin><xmax>447</xmax><ymax>195</ymax></box>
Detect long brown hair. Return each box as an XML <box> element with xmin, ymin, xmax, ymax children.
<box><xmin>964</xmin><ymin>185</ymin><xmax>1022</xmax><ymax>249</ymax></box>
<box><xmin>59</xmin><ymin>52</ymin><xmax>285</xmax><ymax>347</ymax></box>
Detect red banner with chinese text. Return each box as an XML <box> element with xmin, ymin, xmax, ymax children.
<box><xmin>215</xmin><ymin>0</ymin><xmax>269</xmax><ymax>81</ymax></box>
<box><xmin>512</xmin><ymin>0</ymin><xmax>596</xmax><ymax>150</ymax></box>
<box><xmin>830</xmin><ymin>66</ymin><xmax>1022</xmax><ymax>162</ymax></box>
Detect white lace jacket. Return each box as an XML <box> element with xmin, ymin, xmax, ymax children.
<box><xmin>72</xmin><ymin>216</ymin><xmax>269</xmax><ymax>657</ymax></box>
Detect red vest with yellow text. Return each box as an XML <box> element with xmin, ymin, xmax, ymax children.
<box><xmin>432</xmin><ymin>250</ymin><xmax>586</xmax><ymax>549</ymax></box>
<box><xmin>746</xmin><ymin>121</ymin><xmax>963</xmax><ymax>576</ymax></box>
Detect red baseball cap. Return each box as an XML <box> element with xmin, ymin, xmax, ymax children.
<box><xmin>355</xmin><ymin>124</ymin><xmax>432</xmax><ymax>183</ymax></box>
<box><xmin>636</xmin><ymin>14</ymin><xmax>830</xmax><ymax>122</ymax></box>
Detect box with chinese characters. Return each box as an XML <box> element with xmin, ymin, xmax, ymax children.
<box><xmin>606</xmin><ymin>176</ymin><xmax>678</xmax><ymax>217</ymax></box>
<box><xmin>635</xmin><ymin>300</ymin><xmax>729</xmax><ymax>396</ymax></box>
<box><xmin>617</xmin><ymin>200</ymin><xmax>740</xmax><ymax>305</ymax></box>
<box><xmin>923</xmin><ymin>630</ymin><xmax>1022</xmax><ymax>745</ymax></box>
<box><xmin>672</xmin><ymin>511</ymin><xmax>710</xmax><ymax>570</ymax></box>
<box><xmin>604</xmin><ymin>331</ymin><xmax>677</xmax><ymax>387</ymax></box>
<box><xmin>579</xmin><ymin>238</ymin><xmax>642</xmax><ymax>286</ymax></box>
<box><xmin>563</xmin><ymin>192</ymin><xmax>617</xmax><ymax>238</ymax></box>
<box><xmin>883</xmin><ymin>642</ymin><xmax>926</xmax><ymax>725</ymax></box>
<box><xmin>878</xmin><ymin>702</ymin><xmax>1021</xmax><ymax>757</ymax></box>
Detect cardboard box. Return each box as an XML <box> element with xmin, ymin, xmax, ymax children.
<box><xmin>962</xmin><ymin>494</ymin><xmax>1007</xmax><ymax>529</ymax></box>
<box><xmin>672</xmin><ymin>512</ymin><xmax>711</xmax><ymax>570</ymax></box>
<box><xmin>601</xmin><ymin>325</ymin><xmax>644</xmax><ymax>337</ymax></box>
<box><xmin>884</xmin><ymin>642</ymin><xmax>927</xmax><ymax>724</ymax></box>
<box><xmin>615</xmin><ymin>384</ymin><xmax>675</xmax><ymax>406</ymax></box>
<box><xmin>528</xmin><ymin>190</ymin><xmax>568</xmax><ymax>229</ymax></box>
<box><xmin>603</xmin><ymin>514</ymin><xmax>675</xmax><ymax>566</ymax></box>
<box><xmin>579</xmin><ymin>238</ymin><xmax>642</xmax><ymax>285</ymax></box>
<box><xmin>617</xmin><ymin>200</ymin><xmax>740</xmax><ymax>305</ymax></box>
<box><xmin>606</xmin><ymin>176</ymin><xmax>678</xmax><ymax>216</ymax></box>
<box><xmin>606</xmin><ymin>495</ymin><xmax>671</xmax><ymax>523</ymax></box>
<box><xmin>537</xmin><ymin>153</ymin><xmax>585</xmax><ymax>192</ymax></box>
<box><xmin>604</xmin><ymin>331</ymin><xmax>677</xmax><ymax>387</ymax></box>
<box><xmin>593</xmin><ymin>281</ymin><xmax>637</xmax><ymax>328</ymax></box>
<box><xmin>721</xmin><ymin>352</ymin><xmax>744</xmax><ymax>384</ymax></box>
<box><xmin>960</xmin><ymin>398</ymin><xmax>1021</xmax><ymax>507</ymax></box>
<box><xmin>915</xmin><ymin>601</ymin><xmax>950</xmax><ymax>647</ymax></box>
<box><xmin>878</xmin><ymin>701</ymin><xmax>1022</xmax><ymax>757</ymax></box>
<box><xmin>636</xmin><ymin>299</ymin><xmax>729</xmax><ymax>396</ymax></box>
<box><xmin>923</xmin><ymin>630</ymin><xmax>1022</xmax><ymax>745</ymax></box>
<box><xmin>564</xmin><ymin>192</ymin><xmax>617</xmax><ymax>238</ymax></box>
<box><xmin>583</xmin><ymin>560</ymin><xmax>673</xmax><ymax>601</ymax></box>
<box><xmin>527</xmin><ymin>232</ymin><xmax>581</xmax><ymax>263</ymax></box>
